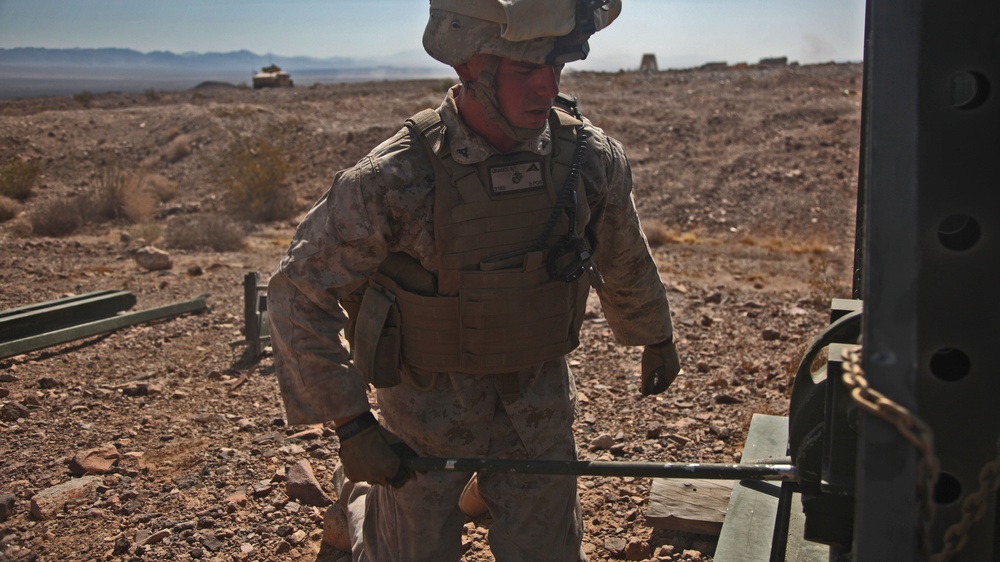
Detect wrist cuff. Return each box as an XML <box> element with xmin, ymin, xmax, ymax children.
<box><xmin>651</xmin><ymin>335</ymin><xmax>673</xmax><ymax>347</ymax></box>
<box><xmin>335</xmin><ymin>412</ymin><xmax>377</xmax><ymax>441</ymax></box>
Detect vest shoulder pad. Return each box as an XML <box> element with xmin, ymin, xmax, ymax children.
<box><xmin>553</xmin><ymin>93</ymin><xmax>584</xmax><ymax>125</ymax></box>
<box><xmin>405</xmin><ymin>108</ymin><xmax>446</xmax><ymax>156</ymax></box>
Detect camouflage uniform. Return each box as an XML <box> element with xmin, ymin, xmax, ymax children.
<box><xmin>268</xmin><ymin>87</ymin><xmax>673</xmax><ymax>561</ymax></box>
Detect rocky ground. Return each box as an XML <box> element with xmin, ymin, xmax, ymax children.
<box><xmin>0</xmin><ymin>61</ymin><xmax>862</xmax><ymax>561</ymax></box>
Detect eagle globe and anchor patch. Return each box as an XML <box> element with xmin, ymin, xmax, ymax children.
<box><xmin>488</xmin><ymin>159</ymin><xmax>545</xmax><ymax>195</ymax></box>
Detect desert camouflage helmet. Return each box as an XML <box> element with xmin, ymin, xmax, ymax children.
<box><xmin>423</xmin><ymin>0</ymin><xmax>622</xmax><ymax>67</ymax></box>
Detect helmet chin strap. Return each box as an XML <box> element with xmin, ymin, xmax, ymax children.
<box><xmin>466</xmin><ymin>56</ymin><xmax>547</xmax><ymax>143</ymax></box>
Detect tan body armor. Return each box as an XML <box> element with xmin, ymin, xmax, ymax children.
<box><xmin>350</xmin><ymin>99</ymin><xmax>593</xmax><ymax>383</ymax></box>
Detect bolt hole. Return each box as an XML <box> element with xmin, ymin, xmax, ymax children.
<box><xmin>947</xmin><ymin>71</ymin><xmax>991</xmax><ymax>110</ymax></box>
<box><xmin>937</xmin><ymin>214</ymin><xmax>980</xmax><ymax>251</ymax></box>
<box><xmin>934</xmin><ymin>472</ymin><xmax>962</xmax><ymax>505</ymax></box>
<box><xmin>929</xmin><ymin>348</ymin><xmax>971</xmax><ymax>382</ymax></box>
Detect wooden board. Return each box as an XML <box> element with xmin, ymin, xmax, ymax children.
<box><xmin>714</xmin><ymin>413</ymin><xmax>829</xmax><ymax>562</ymax></box>
<box><xmin>646</xmin><ymin>477</ymin><xmax>734</xmax><ymax>535</ymax></box>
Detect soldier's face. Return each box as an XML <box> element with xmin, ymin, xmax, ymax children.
<box><xmin>493</xmin><ymin>58</ymin><xmax>563</xmax><ymax>130</ymax></box>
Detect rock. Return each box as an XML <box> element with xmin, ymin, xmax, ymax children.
<box><xmin>682</xmin><ymin>548</ymin><xmax>706</xmax><ymax>561</ymax></box>
<box><xmin>604</xmin><ymin>536</ymin><xmax>627</xmax><ymax>557</ymax></box>
<box><xmin>625</xmin><ymin>539</ymin><xmax>651</xmax><ymax>560</ymax></box>
<box><xmin>285</xmin><ymin>460</ymin><xmax>333</xmax><ymax>507</ymax></box>
<box><xmin>138</xmin><ymin>529</ymin><xmax>171</xmax><ymax>546</ymax></box>
<box><xmin>762</xmin><ymin>327</ymin><xmax>782</xmax><ymax>341</ymax></box>
<box><xmin>37</xmin><ymin>377</ymin><xmax>61</xmax><ymax>389</ymax></box>
<box><xmin>134</xmin><ymin>246</ymin><xmax>173</xmax><ymax>271</ymax></box>
<box><xmin>0</xmin><ymin>387</ymin><xmax>8</xmax><ymax>399</ymax></box>
<box><xmin>29</xmin><ymin>475</ymin><xmax>102</xmax><ymax>520</ymax></box>
<box><xmin>0</xmin><ymin>401</ymin><xmax>30</xmax><ymax>421</ymax></box>
<box><xmin>589</xmin><ymin>433</ymin><xmax>616</xmax><ymax>451</ymax></box>
<box><xmin>121</xmin><ymin>383</ymin><xmax>149</xmax><ymax>397</ymax></box>
<box><xmin>288</xmin><ymin>425</ymin><xmax>324</xmax><ymax>440</ymax></box>
<box><xmin>0</xmin><ymin>545</ymin><xmax>38</xmax><ymax>561</ymax></box>
<box><xmin>0</xmin><ymin>493</ymin><xmax>16</xmax><ymax>522</ymax></box>
<box><xmin>322</xmin><ymin>503</ymin><xmax>352</xmax><ymax>552</ymax></box>
<box><xmin>226</xmin><ymin>485</ymin><xmax>248</xmax><ymax>507</ymax></box>
<box><xmin>68</xmin><ymin>443</ymin><xmax>120</xmax><ymax>475</ymax></box>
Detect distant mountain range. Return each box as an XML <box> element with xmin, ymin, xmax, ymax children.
<box><xmin>0</xmin><ymin>47</ymin><xmax>454</xmax><ymax>98</ymax></box>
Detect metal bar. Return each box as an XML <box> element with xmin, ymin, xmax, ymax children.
<box><xmin>0</xmin><ymin>291</ymin><xmax>137</xmax><ymax>342</ymax></box>
<box><xmin>244</xmin><ymin>272</ymin><xmax>261</xmax><ymax>358</ymax></box>
<box><xmin>404</xmin><ymin>457</ymin><xmax>797</xmax><ymax>481</ymax></box>
<box><xmin>0</xmin><ymin>290</ymin><xmax>122</xmax><ymax>319</ymax></box>
<box><xmin>0</xmin><ymin>295</ymin><xmax>209</xmax><ymax>360</ymax></box>
<box><xmin>769</xmin><ymin>480</ymin><xmax>795</xmax><ymax>562</ymax></box>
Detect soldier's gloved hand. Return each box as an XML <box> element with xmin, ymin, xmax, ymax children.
<box><xmin>335</xmin><ymin>412</ymin><xmax>416</xmax><ymax>488</ymax></box>
<box><xmin>640</xmin><ymin>338</ymin><xmax>680</xmax><ymax>396</ymax></box>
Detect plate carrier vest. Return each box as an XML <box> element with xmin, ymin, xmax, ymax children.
<box><xmin>348</xmin><ymin>95</ymin><xmax>594</xmax><ymax>384</ymax></box>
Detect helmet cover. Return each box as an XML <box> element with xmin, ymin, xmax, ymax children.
<box><xmin>423</xmin><ymin>0</ymin><xmax>621</xmax><ymax>66</ymax></box>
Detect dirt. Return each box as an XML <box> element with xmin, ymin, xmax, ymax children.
<box><xmin>0</xmin><ymin>61</ymin><xmax>862</xmax><ymax>562</ymax></box>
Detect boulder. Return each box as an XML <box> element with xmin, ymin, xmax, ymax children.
<box><xmin>68</xmin><ymin>443</ymin><xmax>120</xmax><ymax>475</ymax></box>
<box><xmin>134</xmin><ymin>246</ymin><xmax>173</xmax><ymax>271</ymax></box>
<box><xmin>29</xmin><ymin>476</ymin><xmax>102</xmax><ymax>520</ymax></box>
<box><xmin>285</xmin><ymin>460</ymin><xmax>333</xmax><ymax>507</ymax></box>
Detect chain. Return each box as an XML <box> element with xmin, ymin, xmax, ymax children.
<box><xmin>929</xmin><ymin>437</ymin><xmax>1000</xmax><ymax>562</ymax></box>
<box><xmin>840</xmin><ymin>345</ymin><xmax>939</xmax><ymax>559</ymax></box>
<box><xmin>842</xmin><ymin>345</ymin><xmax>1000</xmax><ymax>562</ymax></box>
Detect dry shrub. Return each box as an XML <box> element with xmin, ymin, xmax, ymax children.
<box><xmin>641</xmin><ymin>220</ymin><xmax>699</xmax><ymax>247</ymax></box>
<box><xmin>208</xmin><ymin>134</ymin><xmax>298</xmax><ymax>222</ymax></box>
<box><xmin>0</xmin><ymin>158</ymin><xmax>43</xmax><ymax>201</ymax></box>
<box><xmin>144</xmin><ymin>173</ymin><xmax>181</xmax><ymax>202</ymax></box>
<box><xmin>807</xmin><ymin>257</ymin><xmax>851</xmax><ymax>304</ymax></box>
<box><xmin>5</xmin><ymin>217</ymin><xmax>32</xmax><ymax>238</ymax></box>
<box><xmin>748</xmin><ymin>235</ymin><xmax>832</xmax><ymax>254</ymax></box>
<box><xmin>129</xmin><ymin>222</ymin><xmax>163</xmax><ymax>245</ymax></box>
<box><xmin>163</xmin><ymin>134</ymin><xmax>194</xmax><ymax>164</ymax></box>
<box><xmin>0</xmin><ymin>195</ymin><xmax>21</xmax><ymax>222</ymax></box>
<box><xmin>73</xmin><ymin>91</ymin><xmax>95</xmax><ymax>106</ymax></box>
<box><xmin>164</xmin><ymin>214</ymin><xmax>246</xmax><ymax>252</ymax></box>
<box><xmin>30</xmin><ymin>198</ymin><xmax>85</xmax><ymax>237</ymax></box>
<box><xmin>90</xmin><ymin>166</ymin><xmax>157</xmax><ymax>223</ymax></box>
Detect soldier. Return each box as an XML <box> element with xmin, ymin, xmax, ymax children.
<box><xmin>267</xmin><ymin>0</ymin><xmax>680</xmax><ymax>560</ymax></box>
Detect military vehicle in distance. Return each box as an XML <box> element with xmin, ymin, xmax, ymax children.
<box><xmin>252</xmin><ymin>64</ymin><xmax>293</xmax><ymax>89</ymax></box>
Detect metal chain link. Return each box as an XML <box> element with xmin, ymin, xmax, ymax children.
<box><xmin>841</xmin><ymin>345</ymin><xmax>1000</xmax><ymax>562</ymax></box>
<box><xmin>840</xmin><ymin>345</ymin><xmax>939</xmax><ymax>560</ymax></box>
<box><xmin>930</xmin><ymin>438</ymin><xmax>1000</xmax><ymax>562</ymax></box>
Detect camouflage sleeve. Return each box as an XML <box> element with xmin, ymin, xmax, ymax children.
<box><xmin>585</xmin><ymin>130</ymin><xmax>674</xmax><ymax>346</ymax></box>
<box><xmin>267</xmin><ymin>129</ymin><xmax>431</xmax><ymax>425</ymax></box>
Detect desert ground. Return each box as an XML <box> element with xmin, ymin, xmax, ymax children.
<box><xmin>0</xmin><ymin>61</ymin><xmax>862</xmax><ymax>561</ymax></box>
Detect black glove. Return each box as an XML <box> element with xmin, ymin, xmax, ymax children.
<box><xmin>640</xmin><ymin>338</ymin><xmax>680</xmax><ymax>396</ymax></box>
<box><xmin>335</xmin><ymin>412</ymin><xmax>416</xmax><ymax>488</ymax></box>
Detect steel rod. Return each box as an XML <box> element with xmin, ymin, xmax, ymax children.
<box><xmin>405</xmin><ymin>457</ymin><xmax>797</xmax><ymax>481</ymax></box>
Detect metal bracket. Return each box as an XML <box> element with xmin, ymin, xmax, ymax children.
<box><xmin>243</xmin><ymin>272</ymin><xmax>270</xmax><ymax>359</ymax></box>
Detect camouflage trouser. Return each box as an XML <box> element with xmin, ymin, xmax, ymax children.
<box><xmin>345</xmin><ymin>361</ymin><xmax>587</xmax><ymax>562</ymax></box>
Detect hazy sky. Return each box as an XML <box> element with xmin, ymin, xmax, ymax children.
<box><xmin>0</xmin><ymin>0</ymin><xmax>866</xmax><ymax>71</ymax></box>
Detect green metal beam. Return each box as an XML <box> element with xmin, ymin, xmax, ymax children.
<box><xmin>0</xmin><ymin>295</ymin><xmax>209</xmax><ymax>360</ymax></box>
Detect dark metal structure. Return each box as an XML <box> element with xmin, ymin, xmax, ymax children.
<box><xmin>787</xmin><ymin>0</ymin><xmax>1000</xmax><ymax>560</ymax></box>
<box><xmin>243</xmin><ymin>272</ymin><xmax>270</xmax><ymax>359</ymax></box>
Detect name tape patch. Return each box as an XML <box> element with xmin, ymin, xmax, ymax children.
<box><xmin>489</xmin><ymin>161</ymin><xmax>544</xmax><ymax>194</ymax></box>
